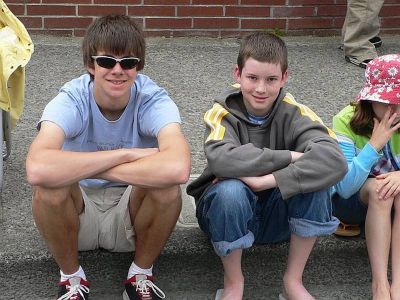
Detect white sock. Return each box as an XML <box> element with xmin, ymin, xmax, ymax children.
<box><xmin>127</xmin><ymin>261</ymin><xmax>153</xmax><ymax>279</ymax></box>
<box><xmin>60</xmin><ymin>265</ymin><xmax>87</xmax><ymax>282</ymax></box>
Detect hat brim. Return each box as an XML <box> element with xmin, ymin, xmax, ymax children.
<box><xmin>356</xmin><ymin>85</ymin><xmax>400</xmax><ymax>105</ymax></box>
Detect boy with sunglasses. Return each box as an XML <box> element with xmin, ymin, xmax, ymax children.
<box><xmin>187</xmin><ymin>32</ymin><xmax>347</xmax><ymax>300</ymax></box>
<box><xmin>26</xmin><ymin>15</ymin><xmax>191</xmax><ymax>300</ymax></box>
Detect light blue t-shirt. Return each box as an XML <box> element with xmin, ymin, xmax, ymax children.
<box><xmin>39</xmin><ymin>73</ymin><xmax>181</xmax><ymax>188</ymax></box>
<box><xmin>247</xmin><ymin>111</ymin><xmax>268</xmax><ymax>125</ymax></box>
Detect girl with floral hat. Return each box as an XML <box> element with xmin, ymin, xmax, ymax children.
<box><xmin>332</xmin><ymin>54</ymin><xmax>400</xmax><ymax>300</ymax></box>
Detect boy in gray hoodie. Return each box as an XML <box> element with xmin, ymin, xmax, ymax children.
<box><xmin>187</xmin><ymin>32</ymin><xmax>347</xmax><ymax>300</ymax></box>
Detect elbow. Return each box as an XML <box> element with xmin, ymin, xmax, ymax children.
<box><xmin>208</xmin><ymin>157</ymin><xmax>232</xmax><ymax>178</ymax></box>
<box><xmin>177</xmin><ymin>161</ymin><xmax>191</xmax><ymax>184</ymax></box>
<box><xmin>341</xmin><ymin>191</ymin><xmax>352</xmax><ymax>200</ymax></box>
<box><xmin>26</xmin><ymin>158</ymin><xmax>54</xmax><ymax>187</ymax></box>
<box><xmin>210</xmin><ymin>165</ymin><xmax>237</xmax><ymax>179</ymax></box>
<box><xmin>177</xmin><ymin>170</ymin><xmax>190</xmax><ymax>184</ymax></box>
<box><xmin>168</xmin><ymin>158</ymin><xmax>191</xmax><ymax>185</ymax></box>
<box><xmin>26</xmin><ymin>162</ymin><xmax>44</xmax><ymax>186</ymax></box>
<box><xmin>334</xmin><ymin>184</ymin><xmax>352</xmax><ymax>200</ymax></box>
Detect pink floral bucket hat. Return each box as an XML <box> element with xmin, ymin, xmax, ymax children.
<box><xmin>356</xmin><ymin>54</ymin><xmax>400</xmax><ymax>104</ymax></box>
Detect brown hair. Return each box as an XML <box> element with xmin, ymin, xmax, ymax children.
<box><xmin>82</xmin><ymin>15</ymin><xmax>145</xmax><ymax>75</ymax></box>
<box><xmin>237</xmin><ymin>32</ymin><xmax>288</xmax><ymax>75</ymax></box>
<box><xmin>349</xmin><ymin>101</ymin><xmax>374</xmax><ymax>137</ymax></box>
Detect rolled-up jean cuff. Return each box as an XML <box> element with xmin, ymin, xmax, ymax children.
<box><xmin>289</xmin><ymin>217</ymin><xmax>339</xmax><ymax>237</ymax></box>
<box><xmin>212</xmin><ymin>231</ymin><xmax>254</xmax><ymax>257</ymax></box>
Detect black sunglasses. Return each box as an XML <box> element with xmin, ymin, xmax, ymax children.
<box><xmin>91</xmin><ymin>55</ymin><xmax>140</xmax><ymax>70</ymax></box>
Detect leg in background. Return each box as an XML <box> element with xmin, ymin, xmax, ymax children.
<box><xmin>361</xmin><ymin>179</ymin><xmax>391</xmax><ymax>300</ymax></box>
<box><xmin>390</xmin><ymin>194</ymin><xmax>400</xmax><ymax>300</ymax></box>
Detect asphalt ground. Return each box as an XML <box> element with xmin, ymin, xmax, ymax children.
<box><xmin>0</xmin><ymin>34</ymin><xmax>399</xmax><ymax>299</ymax></box>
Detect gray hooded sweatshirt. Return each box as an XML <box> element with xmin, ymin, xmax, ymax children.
<box><xmin>186</xmin><ymin>86</ymin><xmax>347</xmax><ymax>202</ymax></box>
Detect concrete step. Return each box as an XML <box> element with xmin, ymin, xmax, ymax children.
<box><xmin>1</xmin><ymin>229</ymin><xmax>371</xmax><ymax>299</ymax></box>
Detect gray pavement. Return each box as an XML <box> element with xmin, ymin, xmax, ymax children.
<box><xmin>0</xmin><ymin>34</ymin><xmax>399</xmax><ymax>299</ymax></box>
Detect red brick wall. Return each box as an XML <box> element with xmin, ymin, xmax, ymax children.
<box><xmin>5</xmin><ymin>0</ymin><xmax>400</xmax><ymax>37</ymax></box>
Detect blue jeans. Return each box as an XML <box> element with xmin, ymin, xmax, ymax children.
<box><xmin>196</xmin><ymin>179</ymin><xmax>339</xmax><ymax>257</ymax></box>
<box><xmin>332</xmin><ymin>192</ymin><xmax>367</xmax><ymax>225</ymax></box>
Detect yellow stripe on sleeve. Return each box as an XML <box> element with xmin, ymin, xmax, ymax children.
<box><xmin>282</xmin><ymin>93</ymin><xmax>337</xmax><ymax>139</ymax></box>
<box><xmin>204</xmin><ymin>103</ymin><xmax>230</xmax><ymax>143</ymax></box>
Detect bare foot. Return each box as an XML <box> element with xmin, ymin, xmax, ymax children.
<box><xmin>283</xmin><ymin>276</ymin><xmax>314</xmax><ymax>300</ymax></box>
<box><xmin>391</xmin><ymin>284</ymin><xmax>400</xmax><ymax>300</ymax></box>
<box><xmin>221</xmin><ymin>285</ymin><xmax>243</xmax><ymax>300</ymax></box>
<box><xmin>221</xmin><ymin>275</ymin><xmax>244</xmax><ymax>300</ymax></box>
<box><xmin>371</xmin><ymin>281</ymin><xmax>390</xmax><ymax>300</ymax></box>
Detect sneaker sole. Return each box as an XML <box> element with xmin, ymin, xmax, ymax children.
<box><xmin>345</xmin><ymin>56</ymin><xmax>369</xmax><ymax>69</ymax></box>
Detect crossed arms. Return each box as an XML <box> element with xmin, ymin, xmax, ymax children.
<box><xmin>204</xmin><ymin>107</ymin><xmax>347</xmax><ymax>199</ymax></box>
<box><xmin>26</xmin><ymin>121</ymin><xmax>191</xmax><ymax>189</ymax></box>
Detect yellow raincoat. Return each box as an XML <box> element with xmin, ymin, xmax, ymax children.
<box><xmin>0</xmin><ymin>0</ymin><xmax>33</xmax><ymax>129</ymax></box>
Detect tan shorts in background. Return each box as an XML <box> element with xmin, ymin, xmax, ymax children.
<box><xmin>78</xmin><ymin>185</ymin><xmax>135</xmax><ymax>252</ymax></box>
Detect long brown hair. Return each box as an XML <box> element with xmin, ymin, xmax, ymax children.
<box><xmin>349</xmin><ymin>101</ymin><xmax>374</xmax><ymax>137</ymax></box>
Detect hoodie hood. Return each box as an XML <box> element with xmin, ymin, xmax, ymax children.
<box><xmin>214</xmin><ymin>84</ymin><xmax>286</xmax><ymax>125</ymax></box>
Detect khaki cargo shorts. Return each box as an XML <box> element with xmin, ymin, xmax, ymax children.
<box><xmin>78</xmin><ymin>185</ymin><xmax>135</xmax><ymax>252</ymax></box>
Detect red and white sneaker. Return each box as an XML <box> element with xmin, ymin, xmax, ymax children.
<box><xmin>57</xmin><ymin>277</ymin><xmax>90</xmax><ymax>300</ymax></box>
<box><xmin>123</xmin><ymin>274</ymin><xmax>165</xmax><ymax>300</ymax></box>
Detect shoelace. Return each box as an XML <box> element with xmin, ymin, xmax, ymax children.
<box><xmin>57</xmin><ymin>282</ymin><xmax>90</xmax><ymax>300</ymax></box>
<box><xmin>136</xmin><ymin>279</ymin><xmax>166</xmax><ymax>299</ymax></box>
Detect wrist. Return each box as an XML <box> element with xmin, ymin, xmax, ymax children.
<box><xmin>118</xmin><ymin>148</ymin><xmax>132</xmax><ymax>163</ymax></box>
<box><xmin>369</xmin><ymin>141</ymin><xmax>382</xmax><ymax>152</ymax></box>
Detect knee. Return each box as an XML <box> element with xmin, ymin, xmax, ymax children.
<box><xmin>312</xmin><ymin>188</ymin><xmax>331</xmax><ymax>206</ymax></box>
<box><xmin>33</xmin><ymin>186</ymin><xmax>70</xmax><ymax>208</ymax></box>
<box><xmin>288</xmin><ymin>189</ymin><xmax>335</xmax><ymax>222</ymax></box>
<box><xmin>146</xmin><ymin>185</ymin><xmax>182</xmax><ymax>207</ymax></box>
<box><xmin>294</xmin><ymin>188</ymin><xmax>331</xmax><ymax>210</ymax></box>
<box><xmin>368</xmin><ymin>192</ymin><xmax>393</xmax><ymax>211</ymax></box>
<box><xmin>207</xmin><ymin>179</ymin><xmax>254</xmax><ymax>214</ymax></box>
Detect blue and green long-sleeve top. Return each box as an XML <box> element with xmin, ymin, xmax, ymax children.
<box><xmin>333</xmin><ymin>105</ymin><xmax>400</xmax><ymax>199</ymax></box>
